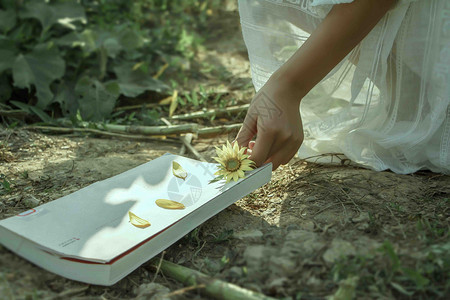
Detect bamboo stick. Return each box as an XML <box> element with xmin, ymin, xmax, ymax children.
<box><xmin>0</xmin><ymin>109</ymin><xmax>28</xmax><ymax>118</ymax></box>
<box><xmin>58</xmin><ymin>120</ymin><xmax>198</xmax><ymax>136</ymax></box>
<box><xmin>170</xmin><ymin>104</ymin><xmax>249</xmax><ymax>120</ymax></box>
<box><xmin>198</xmin><ymin>123</ymin><xmax>242</xmax><ymax>138</ymax></box>
<box><xmin>150</xmin><ymin>258</ymin><xmax>276</xmax><ymax>300</ymax></box>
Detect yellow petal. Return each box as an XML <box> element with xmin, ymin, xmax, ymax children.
<box><xmin>129</xmin><ymin>211</ymin><xmax>151</xmax><ymax>228</ymax></box>
<box><xmin>233</xmin><ymin>141</ymin><xmax>239</xmax><ymax>153</ymax></box>
<box><xmin>155</xmin><ymin>199</ymin><xmax>186</xmax><ymax>210</ymax></box>
<box><xmin>225</xmin><ymin>174</ymin><xmax>232</xmax><ymax>183</ymax></box>
<box><xmin>238</xmin><ymin>147</ymin><xmax>246</xmax><ymax>156</ymax></box>
<box><xmin>232</xmin><ymin>172</ymin><xmax>239</xmax><ymax>181</ymax></box>
<box><xmin>238</xmin><ymin>170</ymin><xmax>245</xmax><ymax>178</ymax></box>
<box><xmin>172</xmin><ymin>161</ymin><xmax>187</xmax><ymax>180</ymax></box>
<box><xmin>241</xmin><ymin>165</ymin><xmax>254</xmax><ymax>171</ymax></box>
<box><xmin>215</xmin><ymin>146</ymin><xmax>224</xmax><ymax>156</ymax></box>
<box><xmin>213</xmin><ymin>157</ymin><xmax>225</xmax><ymax>165</ymax></box>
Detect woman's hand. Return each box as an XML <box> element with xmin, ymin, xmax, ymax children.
<box><xmin>235</xmin><ymin>75</ymin><xmax>304</xmax><ymax>170</ymax></box>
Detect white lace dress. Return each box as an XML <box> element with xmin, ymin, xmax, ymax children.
<box><xmin>239</xmin><ymin>0</ymin><xmax>450</xmax><ymax>174</ymax></box>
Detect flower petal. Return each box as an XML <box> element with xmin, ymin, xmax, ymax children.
<box><xmin>129</xmin><ymin>211</ymin><xmax>151</xmax><ymax>228</ymax></box>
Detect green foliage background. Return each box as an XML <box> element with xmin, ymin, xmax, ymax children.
<box><xmin>0</xmin><ymin>0</ymin><xmax>218</xmax><ymax>121</ymax></box>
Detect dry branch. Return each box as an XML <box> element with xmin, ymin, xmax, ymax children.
<box><xmin>179</xmin><ymin>134</ymin><xmax>207</xmax><ymax>162</ymax></box>
<box><xmin>150</xmin><ymin>258</ymin><xmax>276</xmax><ymax>300</ymax></box>
<box><xmin>113</xmin><ymin>102</ymin><xmax>168</xmax><ymax>112</ymax></box>
<box><xmin>24</xmin><ymin>125</ymin><xmax>177</xmax><ymax>142</ymax></box>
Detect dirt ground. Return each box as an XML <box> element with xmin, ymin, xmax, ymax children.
<box><xmin>1</xmin><ymin>8</ymin><xmax>449</xmax><ymax>300</ymax></box>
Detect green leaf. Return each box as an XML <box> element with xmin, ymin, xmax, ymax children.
<box><xmin>402</xmin><ymin>267</ymin><xmax>430</xmax><ymax>289</ymax></box>
<box><xmin>77</xmin><ymin>29</ymin><xmax>123</xmax><ymax>58</ymax></box>
<box><xmin>103</xmin><ymin>37</ymin><xmax>122</xmax><ymax>58</ymax></box>
<box><xmin>118</xmin><ymin>27</ymin><xmax>144</xmax><ymax>50</ymax></box>
<box><xmin>10</xmin><ymin>100</ymin><xmax>31</xmax><ymax>113</ymax></box>
<box><xmin>10</xmin><ymin>100</ymin><xmax>53</xmax><ymax>123</ymax></box>
<box><xmin>0</xmin><ymin>36</ymin><xmax>17</xmax><ymax>73</ymax></box>
<box><xmin>75</xmin><ymin>76</ymin><xmax>119</xmax><ymax>121</ymax></box>
<box><xmin>19</xmin><ymin>1</ymin><xmax>86</xmax><ymax>32</ymax></box>
<box><xmin>0</xmin><ymin>8</ymin><xmax>16</xmax><ymax>33</ymax></box>
<box><xmin>114</xmin><ymin>63</ymin><xmax>169</xmax><ymax>98</ymax></box>
<box><xmin>55</xmin><ymin>32</ymin><xmax>84</xmax><ymax>48</ymax></box>
<box><xmin>29</xmin><ymin>106</ymin><xmax>53</xmax><ymax>124</ymax></box>
<box><xmin>12</xmin><ymin>44</ymin><xmax>65</xmax><ymax>108</ymax></box>
<box><xmin>382</xmin><ymin>241</ymin><xmax>400</xmax><ymax>272</ymax></box>
<box><xmin>390</xmin><ymin>282</ymin><xmax>414</xmax><ymax>296</ymax></box>
<box><xmin>53</xmin><ymin>81</ymin><xmax>78</xmax><ymax>116</ymax></box>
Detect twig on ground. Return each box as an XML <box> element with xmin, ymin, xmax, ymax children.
<box><xmin>161</xmin><ymin>118</ymin><xmax>207</xmax><ymax>161</ymax></box>
<box><xmin>385</xmin><ymin>204</ymin><xmax>407</xmax><ymax>239</ymax></box>
<box><xmin>164</xmin><ymin>284</ymin><xmax>206</xmax><ymax>298</ymax></box>
<box><xmin>152</xmin><ymin>251</ymin><xmax>165</xmax><ymax>283</ymax></box>
<box><xmin>179</xmin><ymin>133</ymin><xmax>192</xmax><ymax>155</ymax></box>
<box><xmin>52</xmin><ymin>285</ymin><xmax>89</xmax><ymax>299</ymax></box>
<box><xmin>149</xmin><ymin>258</ymin><xmax>277</xmax><ymax>300</ymax></box>
<box><xmin>24</xmin><ymin>126</ymin><xmax>178</xmax><ymax>143</ymax></box>
<box><xmin>170</xmin><ymin>104</ymin><xmax>249</xmax><ymax>120</ymax></box>
<box><xmin>180</xmin><ymin>134</ymin><xmax>207</xmax><ymax>162</ymax></box>
<box><xmin>25</xmin><ymin>119</ymin><xmax>242</xmax><ymax>140</ymax></box>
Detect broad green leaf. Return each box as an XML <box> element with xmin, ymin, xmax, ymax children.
<box><xmin>53</xmin><ymin>81</ymin><xmax>78</xmax><ymax>116</ymax></box>
<box><xmin>19</xmin><ymin>1</ymin><xmax>86</xmax><ymax>32</ymax></box>
<box><xmin>0</xmin><ymin>36</ymin><xmax>16</xmax><ymax>73</ymax></box>
<box><xmin>55</xmin><ymin>32</ymin><xmax>85</xmax><ymax>48</ymax></box>
<box><xmin>80</xmin><ymin>29</ymin><xmax>97</xmax><ymax>53</ymax></box>
<box><xmin>118</xmin><ymin>27</ymin><xmax>144</xmax><ymax>50</ymax></box>
<box><xmin>103</xmin><ymin>37</ymin><xmax>122</xmax><ymax>58</ymax></box>
<box><xmin>77</xmin><ymin>29</ymin><xmax>123</xmax><ymax>58</ymax></box>
<box><xmin>75</xmin><ymin>76</ymin><xmax>119</xmax><ymax>121</ymax></box>
<box><xmin>12</xmin><ymin>44</ymin><xmax>65</xmax><ymax>108</ymax></box>
<box><xmin>0</xmin><ymin>8</ymin><xmax>16</xmax><ymax>33</ymax></box>
<box><xmin>114</xmin><ymin>63</ymin><xmax>169</xmax><ymax>98</ymax></box>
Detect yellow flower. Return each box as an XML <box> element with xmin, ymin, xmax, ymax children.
<box><xmin>212</xmin><ymin>141</ymin><xmax>255</xmax><ymax>183</ymax></box>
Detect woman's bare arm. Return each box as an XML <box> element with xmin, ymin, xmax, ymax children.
<box><xmin>236</xmin><ymin>0</ymin><xmax>397</xmax><ymax>170</ymax></box>
<box><xmin>274</xmin><ymin>0</ymin><xmax>397</xmax><ymax>95</ymax></box>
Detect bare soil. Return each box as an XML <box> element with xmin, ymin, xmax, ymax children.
<box><xmin>1</xmin><ymin>8</ymin><xmax>449</xmax><ymax>300</ymax></box>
